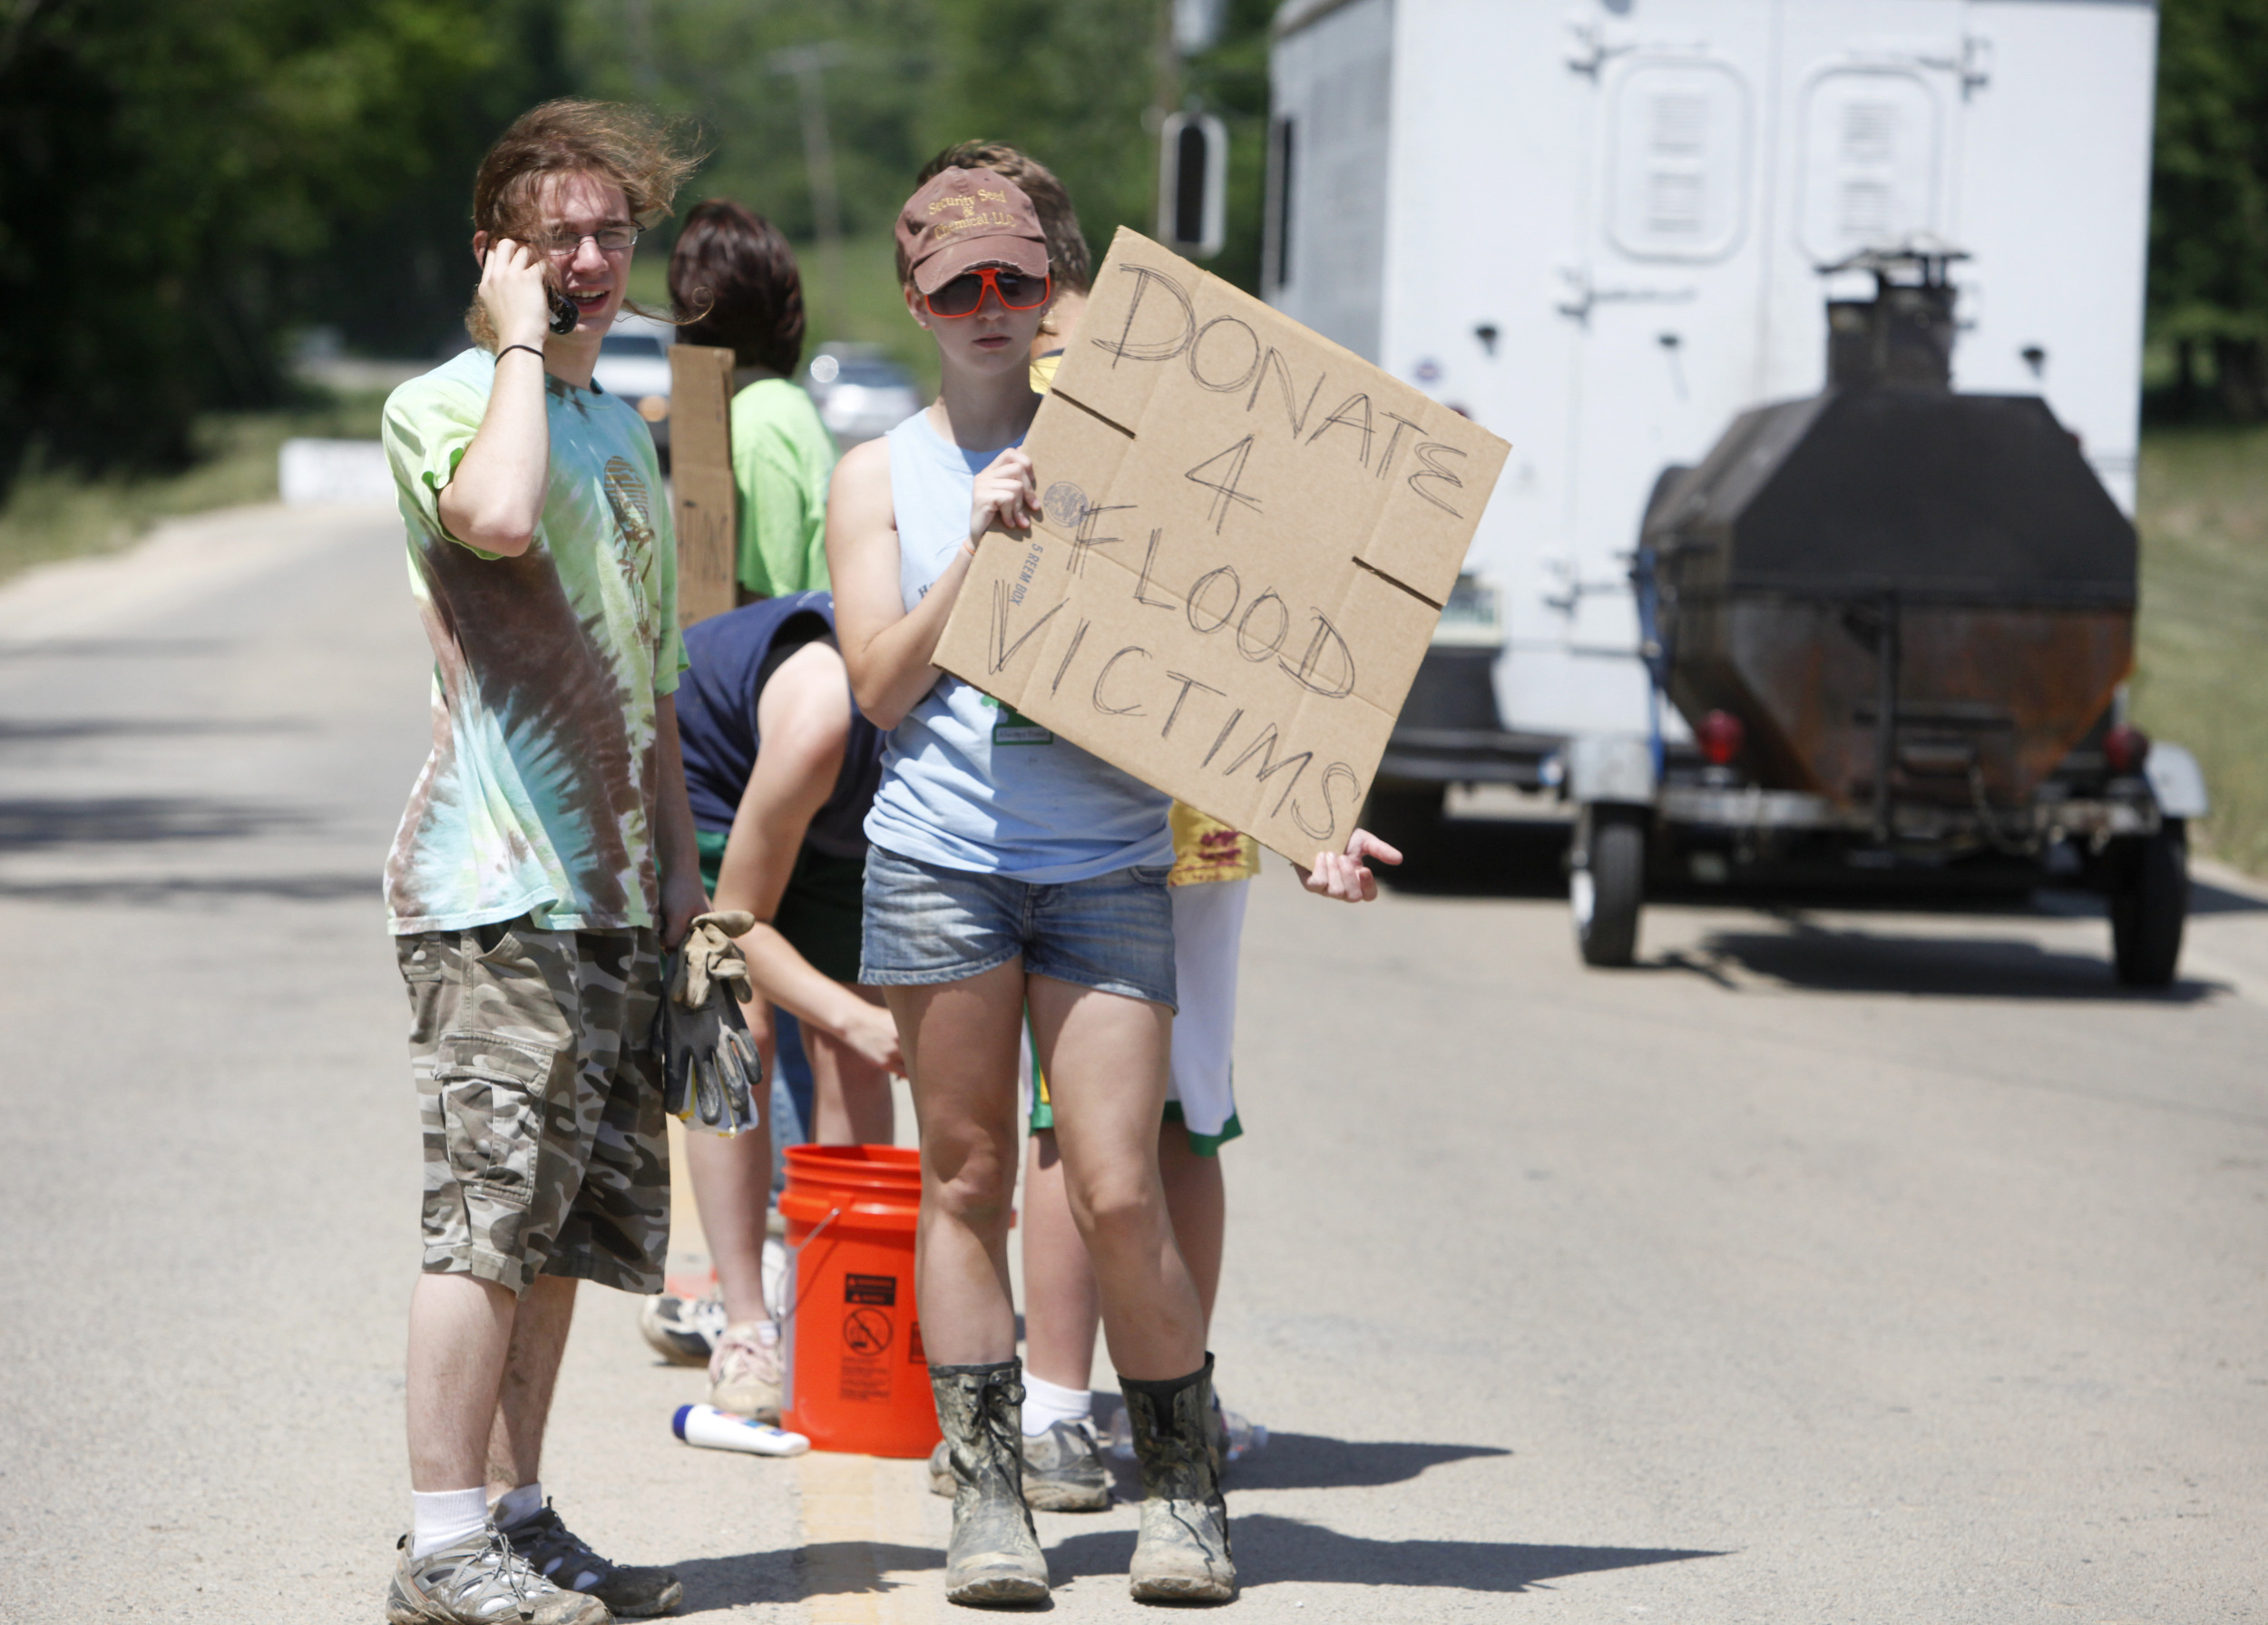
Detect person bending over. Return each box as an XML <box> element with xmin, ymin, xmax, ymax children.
<box><xmin>666</xmin><ymin>589</ymin><xmax>899</xmax><ymax>1423</ymax></box>
<box><xmin>635</xmin><ymin>199</ymin><xmax>855</xmax><ymax>1375</ymax></box>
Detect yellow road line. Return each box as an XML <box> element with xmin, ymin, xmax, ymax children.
<box><xmin>796</xmin><ymin>1452</ymin><xmax>942</xmax><ymax>1625</ymax></box>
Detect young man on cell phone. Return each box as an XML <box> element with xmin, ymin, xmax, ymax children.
<box><xmin>376</xmin><ymin>100</ymin><xmax>710</xmax><ymax>1625</ymax></box>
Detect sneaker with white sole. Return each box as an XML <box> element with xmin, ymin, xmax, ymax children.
<box><xmin>707</xmin><ymin>1319</ymin><xmax>782</xmax><ymax>1423</ymax></box>
<box><xmin>925</xmin><ymin>1418</ymin><xmax>1111</xmax><ymax>1511</ymax></box>
<box><xmin>638</xmin><ymin>1292</ymin><xmax>725</xmax><ymax>1366</ymax></box>
<box><xmin>384</xmin><ymin>1523</ymin><xmax>609</xmax><ymax>1625</ymax></box>
<box><xmin>499</xmin><ymin>1501</ymin><xmax>681</xmax><ymax>1619</ymax></box>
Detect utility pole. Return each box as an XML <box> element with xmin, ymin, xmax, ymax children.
<box><xmin>1149</xmin><ymin>0</ymin><xmax>1178</xmax><ymax>139</ymax></box>
<box><xmin>769</xmin><ymin>43</ymin><xmax>848</xmax><ymax>328</ymax></box>
<box><xmin>622</xmin><ymin>0</ymin><xmax>659</xmax><ymax>95</ymax></box>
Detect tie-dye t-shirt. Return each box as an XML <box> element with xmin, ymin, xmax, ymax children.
<box><xmin>381</xmin><ymin>346</ymin><xmax>688</xmax><ymax>935</ymax></box>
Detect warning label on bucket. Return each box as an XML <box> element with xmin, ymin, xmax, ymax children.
<box><xmin>844</xmin><ymin>1273</ymin><xmax>897</xmax><ymax>1306</ymax></box>
<box><xmin>840</xmin><ymin>1307</ymin><xmax>894</xmax><ymax>1403</ymax></box>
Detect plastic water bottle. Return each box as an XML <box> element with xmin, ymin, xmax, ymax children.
<box><xmin>671</xmin><ymin>1404</ymin><xmax>810</xmax><ymax>1457</ymax></box>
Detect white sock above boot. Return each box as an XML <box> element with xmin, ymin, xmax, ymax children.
<box><xmin>410</xmin><ymin>1487</ymin><xmax>490</xmax><ymax>1559</ymax></box>
<box><xmin>1022</xmin><ymin>1372</ymin><xmax>1092</xmax><ymax>1437</ymax></box>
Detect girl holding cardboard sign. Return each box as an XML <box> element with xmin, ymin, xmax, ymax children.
<box><xmin>827</xmin><ymin>168</ymin><xmax>1389</xmax><ymax>1610</ymax></box>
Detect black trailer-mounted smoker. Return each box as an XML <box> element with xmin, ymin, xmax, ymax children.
<box><xmin>1559</xmin><ymin>247</ymin><xmax>2206</xmax><ymax>984</ymax></box>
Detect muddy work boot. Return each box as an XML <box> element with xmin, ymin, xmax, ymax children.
<box><xmin>1121</xmin><ymin>1356</ymin><xmax>1236</xmax><ymax>1603</ymax></box>
<box><xmin>931</xmin><ymin>1360</ymin><xmax>1051</xmax><ymax>1606</ymax></box>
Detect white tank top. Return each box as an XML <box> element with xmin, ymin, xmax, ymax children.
<box><xmin>860</xmin><ymin>411</ymin><xmax>1172</xmax><ymax>881</ymax></box>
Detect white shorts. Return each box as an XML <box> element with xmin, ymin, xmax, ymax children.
<box><xmin>1022</xmin><ymin>876</ymin><xmax>1249</xmax><ymax>1153</ymax></box>
<box><xmin>1165</xmin><ymin>876</ymin><xmax>1247</xmax><ymax>1149</ymax></box>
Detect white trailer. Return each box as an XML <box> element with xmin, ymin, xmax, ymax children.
<box><xmin>1264</xmin><ymin>0</ymin><xmax>2159</xmax><ymax>784</ymax></box>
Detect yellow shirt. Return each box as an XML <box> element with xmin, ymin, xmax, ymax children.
<box><xmin>1168</xmin><ymin>802</ymin><xmax>1261</xmax><ymax>886</ymax></box>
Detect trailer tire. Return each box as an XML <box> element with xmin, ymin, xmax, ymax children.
<box><xmin>2109</xmin><ymin>821</ymin><xmax>2187</xmax><ymax>989</ymax></box>
<box><xmin>1573</xmin><ymin>807</ymin><xmax>1646</xmax><ymax>967</ymax></box>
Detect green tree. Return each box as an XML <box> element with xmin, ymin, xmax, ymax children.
<box><xmin>562</xmin><ymin>0</ymin><xmax>938</xmax><ymax>247</ymax></box>
<box><xmin>0</xmin><ymin>0</ymin><xmax>564</xmax><ymax>490</ymax></box>
<box><xmin>2150</xmin><ymin>0</ymin><xmax>2268</xmax><ymax>416</ymax></box>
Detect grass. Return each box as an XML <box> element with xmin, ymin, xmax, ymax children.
<box><xmin>0</xmin><ymin>390</ymin><xmax>388</xmax><ymax>587</ymax></box>
<box><xmin>2131</xmin><ymin>425</ymin><xmax>2268</xmax><ymax>876</ymax></box>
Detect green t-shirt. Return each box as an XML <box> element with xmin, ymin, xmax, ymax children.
<box><xmin>381</xmin><ymin>346</ymin><xmax>688</xmax><ymax>935</ymax></box>
<box><xmin>730</xmin><ymin>376</ymin><xmax>838</xmax><ymax>596</ymax></box>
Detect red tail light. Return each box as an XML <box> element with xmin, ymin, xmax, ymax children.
<box><xmin>2103</xmin><ymin>723</ymin><xmax>2150</xmax><ymax>775</ymax></box>
<box><xmin>1697</xmin><ymin>709</ymin><xmax>1745</xmax><ymax>767</ymax></box>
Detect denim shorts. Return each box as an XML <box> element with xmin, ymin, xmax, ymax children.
<box><xmin>860</xmin><ymin>845</ymin><xmax>1178</xmax><ymax>1012</ymax></box>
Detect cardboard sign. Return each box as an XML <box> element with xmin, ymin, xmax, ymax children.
<box><xmin>670</xmin><ymin>343</ymin><xmax>738</xmax><ymax>628</ymax></box>
<box><xmin>934</xmin><ymin>230</ymin><xmax>1509</xmax><ymax>863</ymax></box>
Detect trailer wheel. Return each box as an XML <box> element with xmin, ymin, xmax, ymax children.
<box><xmin>2109</xmin><ymin>821</ymin><xmax>2187</xmax><ymax>989</ymax></box>
<box><xmin>1573</xmin><ymin>807</ymin><xmax>1647</xmax><ymax>967</ymax></box>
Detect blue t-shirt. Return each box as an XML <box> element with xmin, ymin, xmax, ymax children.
<box><xmin>860</xmin><ymin>412</ymin><xmax>1172</xmax><ymax>881</ymax></box>
<box><xmin>677</xmin><ymin>592</ymin><xmax>883</xmax><ymax>858</ymax></box>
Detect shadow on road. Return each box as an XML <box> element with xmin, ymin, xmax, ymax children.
<box><xmin>0</xmin><ymin>637</ymin><xmax>236</xmax><ymax>661</ymax></box>
<box><xmin>1047</xmin><ymin>1514</ymin><xmax>1719</xmax><ymax>1593</ymax></box>
<box><xmin>0</xmin><ymin>795</ymin><xmax>310</xmax><ymax>849</ymax></box>
<box><xmin>0</xmin><ymin>715</ymin><xmax>315</xmax><ymax>744</ymax></box>
<box><xmin>0</xmin><ymin>873</ymin><xmax>374</xmax><ymax>904</ymax></box>
<box><xmin>1186</xmin><ymin>1433</ymin><xmax>1510</xmax><ymax>1493</ymax></box>
<box><xmin>665</xmin><ymin>1545</ymin><xmax>814</xmax><ymax>1613</ymax></box>
<box><xmin>1694</xmin><ymin>921</ymin><xmax>2218</xmax><ymax>1003</ymax></box>
<box><xmin>2191</xmin><ymin>878</ymin><xmax>2268</xmax><ymax>915</ymax></box>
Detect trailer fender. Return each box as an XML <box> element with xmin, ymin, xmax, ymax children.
<box><xmin>2144</xmin><ymin>742</ymin><xmax>2210</xmax><ymax>820</ymax></box>
<box><xmin>1567</xmin><ymin>733</ymin><xmax>1657</xmax><ymax>807</ymax></box>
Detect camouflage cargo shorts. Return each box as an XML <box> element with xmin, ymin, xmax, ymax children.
<box><xmin>396</xmin><ymin>916</ymin><xmax>670</xmax><ymax>1297</ymax></box>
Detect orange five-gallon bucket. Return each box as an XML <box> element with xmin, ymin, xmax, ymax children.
<box><xmin>777</xmin><ymin>1144</ymin><xmax>940</xmax><ymax>1457</ymax></box>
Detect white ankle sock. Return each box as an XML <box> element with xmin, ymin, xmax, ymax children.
<box><xmin>410</xmin><ymin>1487</ymin><xmax>491</xmax><ymax>1559</ymax></box>
<box><xmin>491</xmin><ymin>1481</ymin><xmax>543</xmax><ymax>1530</ymax></box>
<box><xmin>1022</xmin><ymin>1372</ymin><xmax>1092</xmax><ymax>1437</ymax></box>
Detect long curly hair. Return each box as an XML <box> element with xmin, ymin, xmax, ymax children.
<box><xmin>464</xmin><ymin>99</ymin><xmax>705</xmax><ymax>350</ymax></box>
<box><xmin>669</xmin><ymin>201</ymin><xmax>807</xmax><ymax>377</ymax></box>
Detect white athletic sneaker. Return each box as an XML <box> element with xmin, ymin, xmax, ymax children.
<box><xmin>383</xmin><ymin>1523</ymin><xmax>607</xmax><ymax>1624</ymax></box>
<box><xmin>708</xmin><ymin>1319</ymin><xmax>783</xmax><ymax>1422</ymax></box>
<box><xmin>638</xmin><ymin>1291</ymin><xmax>726</xmax><ymax>1366</ymax></box>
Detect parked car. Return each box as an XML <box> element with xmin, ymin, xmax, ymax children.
<box><xmin>592</xmin><ymin>313</ymin><xmax>677</xmax><ymax>459</ymax></box>
<box><xmin>805</xmin><ymin>344</ymin><xmax>924</xmax><ymax>447</ymax></box>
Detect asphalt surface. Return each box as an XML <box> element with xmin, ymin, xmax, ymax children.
<box><xmin>1</xmin><ymin>503</ymin><xmax>2261</xmax><ymax>1623</ymax></box>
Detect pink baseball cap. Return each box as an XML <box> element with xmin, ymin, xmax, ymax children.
<box><xmin>895</xmin><ymin>168</ymin><xmax>1050</xmax><ymax>295</ymax></box>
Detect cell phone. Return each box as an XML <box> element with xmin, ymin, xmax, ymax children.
<box><xmin>476</xmin><ymin>246</ymin><xmax>581</xmax><ymax>336</ymax></box>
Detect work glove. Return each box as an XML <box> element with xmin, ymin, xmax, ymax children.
<box><xmin>655</xmin><ymin>911</ymin><xmax>764</xmax><ymax>1137</ymax></box>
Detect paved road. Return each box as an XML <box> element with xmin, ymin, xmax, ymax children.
<box><xmin>1</xmin><ymin>504</ymin><xmax>2261</xmax><ymax>1623</ymax></box>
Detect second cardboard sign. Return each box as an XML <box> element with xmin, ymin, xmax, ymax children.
<box><xmin>934</xmin><ymin>229</ymin><xmax>1509</xmax><ymax>864</ymax></box>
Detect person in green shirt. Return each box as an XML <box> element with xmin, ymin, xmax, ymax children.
<box><xmin>670</xmin><ymin>200</ymin><xmax>838</xmax><ymax>600</ymax></box>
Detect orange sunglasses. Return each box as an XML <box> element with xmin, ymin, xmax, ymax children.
<box><xmin>924</xmin><ymin>268</ymin><xmax>1051</xmax><ymax>318</ymax></box>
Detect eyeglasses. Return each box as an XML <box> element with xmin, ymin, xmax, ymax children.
<box><xmin>924</xmin><ymin>268</ymin><xmax>1051</xmax><ymax>318</ymax></box>
<box><xmin>530</xmin><ymin>226</ymin><xmax>640</xmax><ymax>259</ymax></box>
